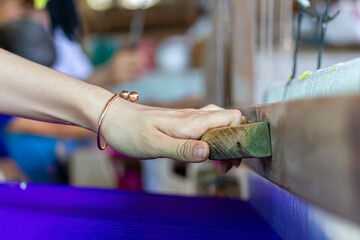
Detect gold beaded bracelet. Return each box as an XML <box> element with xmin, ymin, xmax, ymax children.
<box><xmin>97</xmin><ymin>90</ymin><xmax>139</xmax><ymax>150</ymax></box>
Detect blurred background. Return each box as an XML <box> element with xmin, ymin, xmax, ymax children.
<box><xmin>0</xmin><ymin>0</ymin><xmax>358</xmax><ymax>199</ymax></box>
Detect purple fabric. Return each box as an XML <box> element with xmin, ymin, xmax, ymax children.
<box><xmin>0</xmin><ymin>183</ymin><xmax>280</xmax><ymax>240</ymax></box>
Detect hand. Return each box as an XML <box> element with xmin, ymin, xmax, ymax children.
<box><xmin>100</xmin><ymin>101</ymin><xmax>245</xmax><ymax>167</ymax></box>
<box><xmin>199</xmin><ymin>104</ymin><xmax>248</xmax><ymax>174</ymax></box>
<box><xmin>110</xmin><ymin>49</ymin><xmax>146</xmax><ymax>84</ymax></box>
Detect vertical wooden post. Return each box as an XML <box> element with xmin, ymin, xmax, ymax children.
<box><xmin>205</xmin><ymin>0</ymin><xmax>226</xmax><ymax>107</ymax></box>
<box><xmin>206</xmin><ymin>0</ymin><xmax>256</xmax><ymax>107</ymax></box>
<box><xmin>228</xmin><ymin>0</ymin><xmax>256</xmax><ymax>106</ymax></box>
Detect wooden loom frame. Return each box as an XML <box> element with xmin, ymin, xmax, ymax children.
<box><xmin>205</xmin><ymin>0</ymin><xmax>360</xmax><ymax>238</ymax></box>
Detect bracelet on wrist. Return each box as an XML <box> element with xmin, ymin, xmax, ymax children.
<box><xmin>97</xmin><ymin>90</ymin><xmax>139</xmax><ymax>150</ymax></box>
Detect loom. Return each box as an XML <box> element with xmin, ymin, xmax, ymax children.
<box><xmin>1</xmin><ymin>1</ymin><xmax>359</xmax><ymax>239</ymax></box>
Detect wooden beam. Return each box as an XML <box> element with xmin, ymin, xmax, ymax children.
<box><xmin>229</xmin><ymin>0</ymin><xmax>255</xmax><ymax>106</ymax></box>
<box><xmin>205</xmin><ymin>0</ymin><xmax>256</xmax><ymax>107</ymax></box>
<box><xmin>237</xmin><ymin>95</ymin><xmax>360</xmax><ymax>225</ymax></box>
<box><xmin>205</xmin><ymin>0</ymin><xmax>226</xmax><ymax>106</ymax></box>
<box><xmin>201</xmin><ymin>122</ymin><xmax>272</xmax><ymax>160</ymax></box>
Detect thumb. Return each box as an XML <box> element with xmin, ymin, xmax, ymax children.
<box><xmin>160</xmin><ymin>136</ymin><xmax>210</xmax><ymax>162</ymax></box>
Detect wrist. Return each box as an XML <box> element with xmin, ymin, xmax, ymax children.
<box><xmin>79</xmin><ymin>85</ymin><xmax>139</xmax><ymax>133</ymax></box>
<box><xmin>77</xmin><ymin>84</ymin><xmax>113</xmax><ymax>132</ymax></box>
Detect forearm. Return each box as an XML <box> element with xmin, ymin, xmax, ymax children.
<box><xmin>7</xmin><ymin>118</ymin><xmax>95</xmax><ymax>139</ymax></box>
<box><xmin>0</xmin><ymin>49</ymin><xmax>112</xmax><ymax>132</ymax></box>
<box><xmin>0</xmin><ymin>50</ymin><xmax>243</xmax><ymax>168</ymax></box>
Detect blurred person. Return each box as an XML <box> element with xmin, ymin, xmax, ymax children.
<box><xmin>0</xmin><ymin>0</ymin><xmax>147</xmax><ymax>86</ymax></box>
<box><xmin>46</xmin><ymin>0</ymin><xmax>147</xmax><ymax>86</ymax></box>
<box><xmin>0</xmin><ymin>12</ymin><xmax>95</xmax><ymax>182</ymax></box>
<box><xmin>0</xmin><ymin>15</ymin><xmax>95</xmax><ymax>140</ymax></box>
<box><xmin>0</xmin><ymin>115</ymin><xmax>26</xmax><ymax>181</ymax></box>
<box><xmin>0</xmin><ymin>0</ymin><xmax>147</xmax><ymax>182</ymax></box>
<box><xmin>112</xmin><ymin>2</ymin><xmax>214</xmax><ymax>110</ymax></box>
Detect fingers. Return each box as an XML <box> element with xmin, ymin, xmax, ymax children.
<box><xmin>199</xmin><ymin>104</ymin><xmax>224</xmax><ymax>111</ymax></box>
<box><xmin>158</xmin><ymin>134</ymin><xmax>210</xmax><ymax>162</ymax></box>
<box><xmin>196</xmin><ymin>109</ymin><xmax>243</xmax><ymax>132</ymax></box>
<box><xmin>142</xmin><ymin>105</ymin><xmax>246</xmax><ymax>167</ymax></box>
<box><xmin>200</xmin><ymin>105</ymin><xmax>248</xmax><ymax>126</ymax></box>
<box><xmin>216</xmin><ymin>159</ymin><xmax>242</xmax><ymax>174</ymax></box>
<box><xmin>201</xmin><ymin>106</ymin><xmax>245</xmax><ymax>173</ymax></box>
<box><xmin>217</xmin><ymin>161</ymin><xmax>233</xmax><ymax>174</ymax></box>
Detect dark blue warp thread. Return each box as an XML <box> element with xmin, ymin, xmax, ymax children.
<box><xmin>0</xmin><ymin>183</ymin><xmax>281</xmax><ymax>239</ymax></box>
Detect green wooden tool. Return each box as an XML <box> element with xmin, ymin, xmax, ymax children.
<box><xmin>201</xmin><ymin>122</ymin><xmax>272</xmax><ymax>160</ymax></box>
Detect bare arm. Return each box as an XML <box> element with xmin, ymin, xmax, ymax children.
<box><xmin>0</xmin><ymin>49</ymin><xmax>110</xmax><ymax>131</ymax></box>
<box><xmin>0</xmin><ymin>49</ymin><xmax>243</xmax><ymax>170</ymax></box>
<box><xmin>7</xmin><ymin>118</ymin><xmax>95</xmax><ymax>139</ymax></box>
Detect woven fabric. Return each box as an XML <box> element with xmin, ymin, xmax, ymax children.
<box><xmin>0</xmin><ymin>183</ymin><xmax>280</xmax><ymax>239</ymax></box>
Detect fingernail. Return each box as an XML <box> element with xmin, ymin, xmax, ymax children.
<box><xmin>194</xmin><ymin>145</ymin><xmax>206</xmax><ymax>160</ymax></box>
<box><xmin>241</xmin><ymin>116</ymin><xmax>248</xmax><ymax>124</ymax></box>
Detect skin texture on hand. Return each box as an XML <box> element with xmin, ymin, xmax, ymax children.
<box><xmin>100</xmin><ymin>100</ymin><xmax>246</xmax><ymax>173</ymax></box>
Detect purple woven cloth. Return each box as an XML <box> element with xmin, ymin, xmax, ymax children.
<box><xmin>0</xmin><ymin>183</ymin><xmax>280</xmax><ymax>239</ymax></box>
